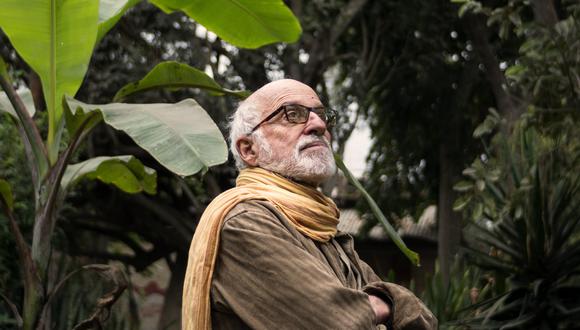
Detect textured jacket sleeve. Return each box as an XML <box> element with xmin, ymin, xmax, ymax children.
<box><xmin>356</xmin><ymin>248</ymin><xmax>438</xmax><ymax>329</ymax></box>
<box><xmin>363</xmin><ymin>282</ymin><xmax>437</xmax><ymax>330</ymax></box>
<box><xmin>210</xmin><ymin>201</ymin><xmax>378</xmax><ymax>330</ymax></box>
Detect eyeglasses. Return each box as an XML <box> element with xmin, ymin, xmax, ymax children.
<box><xmin>250</xmin><ymin>104</ymin><xmax>337</xmax><ymax>133</ymax></box>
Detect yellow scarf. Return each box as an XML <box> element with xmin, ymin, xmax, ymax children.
<box><xmin>181</xmin><ymin>167</ymin><xmax>339</xmax><ymax>329</ymax></box>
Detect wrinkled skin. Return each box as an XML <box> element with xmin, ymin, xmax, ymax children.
<box><xmin>236</xmin><ymin>79</ymin><xmax>335</xmax><ymax>186</ymax></box>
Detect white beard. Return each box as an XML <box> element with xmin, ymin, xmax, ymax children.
<box><xmin>255</xmin><ymin>133</ymin><xmax>336</xmax><ymax>185</ymax></box>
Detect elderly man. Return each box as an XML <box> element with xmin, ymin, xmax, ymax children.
<box><xmin>182</xmin><ymin>79</ymin><xmax>436</xmax><ymax>329</ymax></box>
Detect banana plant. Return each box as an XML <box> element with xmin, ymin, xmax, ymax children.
<box><xmin>0</xmin><ymin>0</ymin><xmax>301</xmax><ymax>328</ymax></box>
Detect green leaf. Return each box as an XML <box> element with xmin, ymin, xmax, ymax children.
<box><xmin>474</xmin><ymin>115</ymin><xmax>498</xmax><ymax>138</ymax></box>
<box><xmin>0</xmin><ymin>178</ymin><xmax>14</xmax><ymax>211</ymax></box>
<box><xmin>507</xmin><ymin>12</ymin><xmax>522</xmax><ymax>27</ymax></box>
<box><xmin>486</xmin><ymin>169</ymin><xmax>501</xmax><ymax>182</ymax></box>
<box><xmin>454</xmin><ymin>180</ymin><xmax>474</xmax><ymax>192</ymax></box>
<box><xmin>64</xmin><ymin>96</ymin><xmax>228</xmax><ymax>176</ymax></box>
<box><xmin>97</xmin><ymin>0</ymin><xmax>140</xmax><ymax>43</ymax></box>
<box><xmin>0</xmin><ymin>0</ymin><xmax>100</xmax><ymax>161</ymax></box>
<box><xmin>463</xmin><ymin>167</ymin><xmax>477</xmax><ymax>178</ymax></box>
<box><xmin>149</xmin><ymin>0</ymin><xmax>302</xmax><ymax>49</ymax></box>
<box><xmin>62</xmin><ymin>156</ymin><xmax>156</xmax><ymax>194</ymax></box>
<box><xmin>458</xmin><ymin>1</ymin><xmax>481</xmax><ymax>17</ymax></box>
<box><xmin>334</xmin><ymin>154</ymin><xmax>420</xmax><ymax>266</ymax></box>
<box><xmin>554</xmin><ymin>17</ymin><xmax>573</xmax><ymax>37</ymax></box>
<box><xmin>499</xmin><ymin>312</ymin><xmax>536</xmax><ymax>328</ymax></box>
<box><xmin>464</xmin><ymin>246</ymin><xmax>518</xmax><ymax>273</ymax></box>
<box><xmin>0</xmin><ymin>88</ymin><xmax>36</xmax><ymax>118</ymax></box>
<box><xmin>514</xmin><ymin>206</ymin><xmax>523</xmax><ymax>219</ymax></box>
<box><xmin>113</xmin><ymin>61</ymin><xmax>250</xmax><ymax>101</ymax></box>
<box><xmin>505</xmin><ymin>65</ymin><xmax>525</xmax><ymax>78</ymax></box>
<box><xmin>499</xmin><ymin>22</ymin><xmax>510</xmax><ymax>40</ymax></box>
<box><xmin>473</xmin><ymin>202</ymin><xmax>483</xmax><ymax>220</ymax></box>
<box><xmin>469</xmin><ymin>222</ymin><xmax>521</xmax><ymax>260</ymax></box>
<box><xmin>453</xmin><ymin>195</ymin><xmax>472</xmax><ymax>211</ymax></box>
<box><xmin>62</xmin><ymin>94</ymin><xmax>103</xmax><ymax>137</ymax></box>
<box><xmin>519</xmin><ymin>40</ymin><xmax>538</xmax><ymax>54</ymax></box>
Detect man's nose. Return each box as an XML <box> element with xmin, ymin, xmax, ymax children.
<box><xmin>304</xmin><ymin>112</ymin><xmax>327</xmax><ymax>136</ymax></box>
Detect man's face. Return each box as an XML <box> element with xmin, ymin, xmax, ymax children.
<box><xmin>248</xmin><ymin>80</ymin><xmax>336</xmax><ymax>185</ymax></box>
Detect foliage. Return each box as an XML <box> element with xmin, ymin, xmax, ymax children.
<box><xmin>149</xmin><ymin>0</ymin><xmax>301</xmax><ymax>49</ymax></box>
<box><xmin>335</xmin><ymin>155</ymin><xmax>419</xmax><ymax>265</ymax></box>
<box><xmin>421</xmin><ymin>259</ymin><xmax>496</xmax><ymax>329</ymax></box>
<box><xmin>45</xmin><ymin>257</ymin><xmax>139</xmax><ymax>330</ymax></box>
<box><xmin>0</xmin><ymin>117</ymin><xmax>33</xmax><ymax>322</ymax></box>
<box><xmin>506</xmin><ymin>6</ymin><xmax>580</xmax><ymax>113</ymax></box>
<box><xmin>113</xmin><ymin>61</ymin><xmax>250</xmax><ymax>101</ymax></box>
<box><xmin>448</xmin><ymin>0</ymin><xmax>580</xmax><ymax>326</ymax></box>
<box><xmin>455</xmin><ymin>0</ymin><xmax>580</xmax><ymax>117</ymax></box>
<box><xmin>338</xmin><ymin>0</ymin><xmax>492</xmax><ymax>220</ymax></box>
<box><xmin>454</xmin><ymin>117</ymin><xmax>580</xmax><ymax>328</ymax></box>
<box><xmin>63</xmin><ymin>97</ymin><xmax>228</xmax><ymax>176</ymax></box>
<box><xmin>0</xmin><ymin>0</ymin><xmax>301</xmax><ymax>328</ymax></box>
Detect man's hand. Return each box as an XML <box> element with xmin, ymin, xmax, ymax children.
<box><xmin>368</xmin><ymin>294</ymin><xmax>391</xmax><ymax>325</ymax></box>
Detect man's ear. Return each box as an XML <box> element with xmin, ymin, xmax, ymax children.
<box><xmin>236</xmin><ymin>136</ymin><xmax>259</xmax><ymax>167</ymax></box>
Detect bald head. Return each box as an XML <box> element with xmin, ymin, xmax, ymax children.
<box><xmin>244</xmin><ymin>79</ymin><xmax>322</xmax><ymax>119</ymax></box>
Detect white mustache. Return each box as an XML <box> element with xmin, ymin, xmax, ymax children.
<box><xmin>296</xmin><ymin>135</ymin><xmax>331</xmax><ymax>151</ymax></box>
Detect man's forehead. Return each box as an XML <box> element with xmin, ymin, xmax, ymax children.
<box><xmin>246</xmin><ymin>79</ymin><xmax>321</xmax><ymax>115</ymax></box>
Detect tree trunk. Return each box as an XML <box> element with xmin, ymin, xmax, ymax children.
<box><xmin>437</xmin><ymin>141</ymin><xmax>462</xmax><ymax>287</ymax></box>
<box><xmin>301</xmin><ymin>0</ymin><xmax>369</xmax><ymax>86</ymax></box>
<box><xmin>464</xmin><ymin>14</ymin><xmax>520</xmax><ymax>124</ymax></box>
<box><xmin>531</xmin><ymin>0</ymin><xmax>559</xmax><ymax>26</ymax></box>
<box><xmin>437</xmin><ymin>97</ymin><xmax>464</xmax><ymax>287</ymax></box>
<box><xmin>158</xmin><ymin>252</ymin><xmax>187</xmax><ymax>330</ymax></box>
<box><xmin>436</xmin><ymin>59</ymin><xmax>478</xmax><ymax>287</ymax></box>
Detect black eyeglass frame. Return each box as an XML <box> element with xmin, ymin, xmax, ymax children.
<box><xmin>249</xmin><ymin>104</ymin><xmax>337</xmax><ymax>133</ymax></box>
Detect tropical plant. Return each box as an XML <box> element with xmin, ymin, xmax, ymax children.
<box><xmin>453</xmin><ymin>115</ymin><xmax>580</xmax><ymax>328</ymax></box>
<box><xmin>0</xmin><ymin>0</ymin><xmax>301</xmax><ymax>328</ymax></box>
<box><xmin>421</xmin><ymin>257</ymin><xmax>501</xmax><ymax>329</ymax></box>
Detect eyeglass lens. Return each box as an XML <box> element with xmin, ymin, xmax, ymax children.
<box><xmin>284</xmin><ymin>105</ymin><xmax>335</xmax><ymax>128</ymax></box>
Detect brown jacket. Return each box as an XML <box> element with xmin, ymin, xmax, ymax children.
<box><xmin>210</xmin><ymin>200</ymin><xmax>437</xmax><ymax>329</ymax></box>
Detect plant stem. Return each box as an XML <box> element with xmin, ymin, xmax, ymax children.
<box><xmin>0</xmin><ymin>72</ymin><xmax>49</xmax><ymax>186</ymax></box>
<box><xmin>32</xmin><ymin>112</ymin><xmax>99</xmax><ymax>275</ymax></box>
<box><xmin>0</xmin><ymin>200</ymin><xmax>41</xmax><ymax>330</ymax></box>
<box><xmin>0</xmin><ymin>292</ymin><xmax>23</xmax><ymax>328</ymax></box>
<box><xmin>28</xmin><ymin>112</ymin><xmax>99</xmax><ymax>329</ymax></box>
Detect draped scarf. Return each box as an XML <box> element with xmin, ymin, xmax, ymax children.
<box><xmin>182</xmin><ymin>167</ymin><xmax>340</xmax><ymax>329</ymax></box>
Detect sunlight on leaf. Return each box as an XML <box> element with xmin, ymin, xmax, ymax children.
<box><xmin>62</xmin><ymin>156</ymin><xmax>157</xmax><ymax>195</ymax></box>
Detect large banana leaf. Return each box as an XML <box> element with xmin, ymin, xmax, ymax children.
<box><xmin>97</xmin><ymin>0</ymin><xmax>140</xmax><ymax>43</ymax></box>
<box><xmin>0</xmin><ymin>0</ymin><xmax>100</xmax><ymax>161</ymax></box>
<box><xmin>64</xmin><ymin>96</ymin><xmax>228</xmax><ymax>176</ymax></box>
<box><xmin>150</xmin><ymin>0</ymin><xmax>302</xmax><ymax>48</ymax></box>
<box><xmin>61</xmin><ymin>155</ymin><xmax>156</xmax><ymax>194</ymax></box>
<box><xmin>114</xmin><ymin>61</ymin><xmax>250</xmax><ymax>101</ymax></box>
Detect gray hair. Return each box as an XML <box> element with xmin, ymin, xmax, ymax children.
<box><xmin>228</xmin><ymin>99</ymin><xmax>263</xmax><ymax>169</ymax></box>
